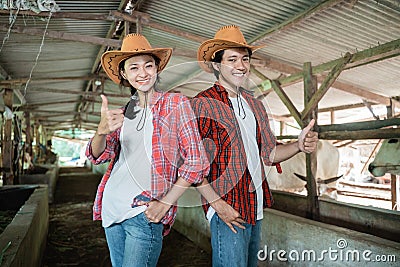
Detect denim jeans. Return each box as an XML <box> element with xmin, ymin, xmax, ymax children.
<box><xmin>210</xmin><ymin>214</ymin><xmax>262</xmax><ymax>267</ymax></box>
<box><xmin>104</xmin><ymin>212</ymin><xmax>163</xmax><ymax>267</ymax></box>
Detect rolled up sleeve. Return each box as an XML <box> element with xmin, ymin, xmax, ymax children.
<box><xmin>85</xmin><ymin>129</ymin><xmax>120</xmax><ymax>165</ymax></box>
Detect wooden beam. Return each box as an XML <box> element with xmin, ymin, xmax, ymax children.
<box><xmin>327</xmin><ymin>79</ymin><xmax>391</xmax><ymax>106</ymax></box>
<box><xmin>0</xmin><ymin>23</ymin><xmax>122</xmax><ymax>47</ymax></box>
<box><xmin>270</xmin><ymin>79</ymin><xmax>302</xmax><ymax>127</ymax></box>
<box><xmin>249</xmin><ymin>0</ymin><xmax>345</xmax><ymax>44</ymax></box>
<box><xmin>109</xmin><ymin>10</ymin><xmax>150</xmax><ymax>23</ymax></box>
<box><xmin>274</xmin><ymin>101</ymin><xmax>380</xmax><ymax>120</ymax></box>
<box><xmin>279</xmin><ymin>128</ymin><xmax>400</xmax><ymax>140</ymax></box>
<box><xmin>12</xmin><ymin>88</ymin><xmax>26</xmax><ymax>105</ymax></box>
<box><xmin>23</xmin><ymin>98</ymin><xmax>123</xmax><ymax>110</ymax></box>
<box><xmin>24</xmin><ymin>100</ymin><xmax>80</xmax><ymax>109</ymax></box>
<box><xmin>252</xmin><ymin>55</ymin><xmax>392</xmax><ymax>106</ymax></box>
<box><xmin>26</xmin><ymin>109</ymin><xmax>82</xmax><ymax>115</ymax></box>
<box><xmin>0</xmin><ymin>10</ymin><xmax>206</xmax><ymax>44</ymax></box>
<box><xmin>103</xmin><ymin>10</ymin><xmax>208</xmax><ymax>43</ymax></box>
<box><xmin>279</xmin><ymin>39</ymin><xmax>400</xmax><ymax>86</ymax></box>
<box><xmin>0</xmin><ymin>63</ymin><xmax>10</xmax><ymax>80</ymax></box>
<box><xmin>252</xmin><ymin>66</ymin><xmax>302</xmax><ymax>124</ymax></box>
<box><xmin>318</xmin><ymin>118</ymin><xmax>400</xmax><ymax>132</ymax></box>
<box><xmin>251</xmin><ymin>57</ymin><xmax>301</xmax><ymax>75</ymax></box>
<box><xmin>22</xmin><ymin>87</ymin><xmax>130</xmax><ymax>98</ymax></box>
<box><xmin>146</xmin><ymin>21</ymin><xmax>206</xmax><ymax>43</ymax></box>
<box><xmin>320</xmin><ymin>128</ymin><xmax>400</xmax><ymax>140</ymax></box>
<box><xmin>0</xmin><ymin>75</ymin><xmax>99</xmax><ymax>86</ymax></box>
<box><xmin>37</xmin><ymin>119</ymin><xmax>77</xmax><ymax>124</ymax></box>
<box><xmin>250</xmin><ymin>66</ymin><xmax>275</xmax><ymax>94</ymax></box>
<box><xmin>33</xmin><ymin>111</ymin><xmax>100</xmax><ymax>118</ymax></box>
<box><xmin>0</xmin><ymin>9</ymin><xmax>150</xmax><ymax>23</ymax></box>
<box><xmin>301</xmin><ymin>52</ymin><xmax>353</xmax><ymax>120</ymax></box>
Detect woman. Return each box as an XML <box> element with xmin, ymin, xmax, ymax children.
<box><xmin>86</xmin><ymin>33</ymin><xmax>209</xmax><ymax>267</ymax></box>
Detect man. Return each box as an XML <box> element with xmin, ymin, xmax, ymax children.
<box><xmin>191</xmin><ymin>25</ymin><xmax>319</xmax><ymax>267</ymax></box>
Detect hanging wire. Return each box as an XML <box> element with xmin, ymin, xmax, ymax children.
<box><xmin>23</xmin><ymin>11</ymin><xmax>53</xmax><ymax>96</ymax></box>
<box><xmin>0</xmin><ymin>5</ymin><xmax>20</xmax><ymax>53</ymax></box>
<box><xmin>236</xmin><ymin>87</ymin><xmax>246</xmax><ymax>119</ymax></box>
<box><xmin>136</xmin><ymin>92</ymin><xmax>148</xmax><ymax>131</ymax></box>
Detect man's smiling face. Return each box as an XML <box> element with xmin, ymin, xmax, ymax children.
<box><xmin>213</xmin><ymin>47</ymin><xmax>251</xmax><ymax>91</ymax></box>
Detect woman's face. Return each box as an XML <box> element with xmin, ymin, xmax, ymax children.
<box><xmin>121</xmin><ymin>54</ymin><xmax>158</xmax><ymax>93</ymax></box>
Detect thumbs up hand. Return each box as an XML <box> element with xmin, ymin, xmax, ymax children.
<box><xmin>298</xmin><ymin>119</ymin><xmax>319</xmax><ymax>153</ymax></box>
<box><xmin>97</xmin><ymin>94</ymin><xmax>124</xmax><ymax>135</ymax></box>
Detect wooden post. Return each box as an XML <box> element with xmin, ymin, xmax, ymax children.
<box><xmin>2</xmin><ymin>88</ymin><xmax>14</xmax><ymax>184</ymax></box>
<box><xmin>280</xmin><ymin>121</ymin><xmax>285</xmax><ymax>136</ymax></box>
<box><xmin>303</xmin><ymin>62</ymin><xmax>319</xmax><ymax>220</ymax></box>
<box><xmin>125</xmin><ymin>20</ymin><xmax>130</xmax><ymax>36</ymax></box>
<box><xmin>387</xmin><ymin>100</ymin><xmax>398</xmax><ymax>210</ymax></box>
<box><xmin>391</xmin><ymin>174</ymin><xmax>398</xmax><ymax>210</ymax></box>
<box><xmin>13</xmin><ymin>116</ymin><xmax>21</xmax><ymax>184</ymax></box>
<box><xmin>330</xmin><ymin>109</ymin><xmax>335</xmax><ymax>124</ymax></box>
<box><xmin>34</xmin><ymin>121</ymin><xmax>41</xmax><ymax>162</ymax></box>
<box><xmin>136</xmin><ymin>17</ymin><xmax>142</xmax><ymax>34</ymax></box>
<box><xmin>25</xmin><ymin>111</ymin><xmax>32</xmax><ymax>155</ymax></box>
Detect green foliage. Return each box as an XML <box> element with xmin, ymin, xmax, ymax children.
<box><xmin>52</xmin><ymin>139</ymin><xmax>86</xmax><ymax>158</ymax></box>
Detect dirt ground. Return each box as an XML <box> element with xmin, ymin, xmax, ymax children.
<box><xmin>41</xmin><ymin>167</ymin><xmax>211</xmax><ymax>267</ymax></box>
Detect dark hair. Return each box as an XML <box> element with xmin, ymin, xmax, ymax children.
<box><xmin>118</xmin><ymin>54</ymin><xmax>161</xmax><ymax>95</ymax></box>
<box><xmin>211</xmin><ymin>48</ymin><xmax>252</xmax><ymax>79</ymax></box>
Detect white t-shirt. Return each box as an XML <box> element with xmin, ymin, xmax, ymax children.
<box><xmin>102</xmin><ymin>106</ymin><xmax>153</xmax><ymax>227</ymax></box>
<box><xmin>207</xmin><ymin>94</ymin><xmax>264</xmax><ymax>222</ymax></box>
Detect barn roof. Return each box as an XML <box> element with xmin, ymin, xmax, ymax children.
<box><xmin>0</xmin><ymin>0</ymin><xmax>399</xmax><ymax>138</ymax></box>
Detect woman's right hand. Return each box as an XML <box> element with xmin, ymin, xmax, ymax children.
<box><xmin>97</xmin><ymin>94</ymin><xmax>124</xmax><ymax>135</ymax></box>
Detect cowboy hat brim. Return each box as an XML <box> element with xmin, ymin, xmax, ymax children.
<box><xmin>197</xmin><ymin>39</ymin><xmax>265</xmax><ymax>73</ymax></box>
<box><xmin>101</xmin><ymin>48</ymin><xmax>173</xmax><ymax>84</ymax></box>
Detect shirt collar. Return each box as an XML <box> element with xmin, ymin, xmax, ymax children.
<box><xmin>149</xmin><ymin>90</ymin><xmax>165</xmax><ymax>108</ymax></box>
<box><xmin>214</xmin><ymin>82</ymin><xmax>254</xmax><ymax>97</ymax></box>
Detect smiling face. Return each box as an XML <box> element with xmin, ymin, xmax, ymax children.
<box><xmin>212</xmin><ymin>48</ymin><xmax>250</xmax><ymax>93</ymax></box>
<box><xmin>120</xmin><ymin>54</ymin><xmax>158</xmax><ymax>93</ymax></box>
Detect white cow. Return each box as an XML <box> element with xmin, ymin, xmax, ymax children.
<box><xmin>266</xmin><ymin>140</ymin><xmax>340</xmax><ymax>198</ymax></box>
<box><xmin>368</xmin><ymin>138</ymin><xmax>400</xmax><ymax>177</ymax></box>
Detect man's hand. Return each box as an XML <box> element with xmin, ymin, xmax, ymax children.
<box><xmin>97</xmin><ymin>94</ymin><xmax>124</xmax><ymax>135</ymax></box>
<box><xmin>298</xmin><ymin>119</ymin><xmax>319</xmax><ymax>153</ymax></box>
<box><xmin>141</xmin><ymin>200</ymin><xmax>172</xmax><ymax>223</ymax></box>
<box><xmin>211</xmin><ymin>199</ymin><xmax>245</xmax><ymax>233</ymax></box>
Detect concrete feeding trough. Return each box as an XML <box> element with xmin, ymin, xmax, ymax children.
<box><xmin>174</xmin><ymin>188</ymin><xmax>400</xmax><ymax>266</ymax></box>
<box><xmin>0</xmin><ymin>185</ymin><xmax>48</xmax><ymax>267</ymax></box>
<box><xmin>19</xmin><ymin>163</ymin><xmax>59</xmax><ymax>203</ymax></box>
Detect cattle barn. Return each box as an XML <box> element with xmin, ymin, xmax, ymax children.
<box><xmin>0</xmin><ymin>0</ymin><xmax>399</xmax><ymax>266</ymax></box>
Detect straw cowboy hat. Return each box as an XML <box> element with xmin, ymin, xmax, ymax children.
<box><xmin>101</xmin><ymin>33</ymin><xmax>173</xmax><ymax>84</ymax></box>
<box><xmin>197</xmin><ymin>25</ymin><xmax>265</xmax><ymax>73</ymax></box>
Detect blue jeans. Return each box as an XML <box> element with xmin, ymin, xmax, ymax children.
<box><xmin>210</xmin><ymin>214</ymin><xmax>262</xmax><ymax>267</ymax></box>
<box><xmin>104</xmin><ymin>212</ymin><xmax>163</xmax><ymax>267</ymax></box>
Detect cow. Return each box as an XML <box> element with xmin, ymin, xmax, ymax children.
<box><xmin>266</xmin><ymin>140</ymin><xmax>341</xmax><ymax>198</ymax></box>
<box><xmin>368</xmin><ymin>138</ymin><xmax>400</xmax><ymax>177</ymax></box>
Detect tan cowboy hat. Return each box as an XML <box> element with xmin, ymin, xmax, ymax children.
<box><xmin>197</xmin><ymin>25</ymin><xmax>265</xmax><ymax>73</ymax></box>
<box><xmin>101</xmin><ymin>33</ymin><xmax>173</xmax><ymax>84</ymax></box>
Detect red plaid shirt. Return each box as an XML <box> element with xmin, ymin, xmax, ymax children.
<box><xmin>86</xmin><ymin>92</ymin><xmax>209</xmax><ymax>235</ymax></box>
<box><xmin>191</xmin><ymin>83</ymin><xmax>276</xmax><ymax>225</ymax></box>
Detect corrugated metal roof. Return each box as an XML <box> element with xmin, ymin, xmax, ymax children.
<box><xmin>0</xmin><ymin>0</ymin><xmax>398</xmax><ymax>134</ymax></box>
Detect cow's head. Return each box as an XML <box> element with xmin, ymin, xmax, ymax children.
<box><xmin>368</xmin><ymin>138</ymin><xmax>400</xmax><ymax>177</ymax></box>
